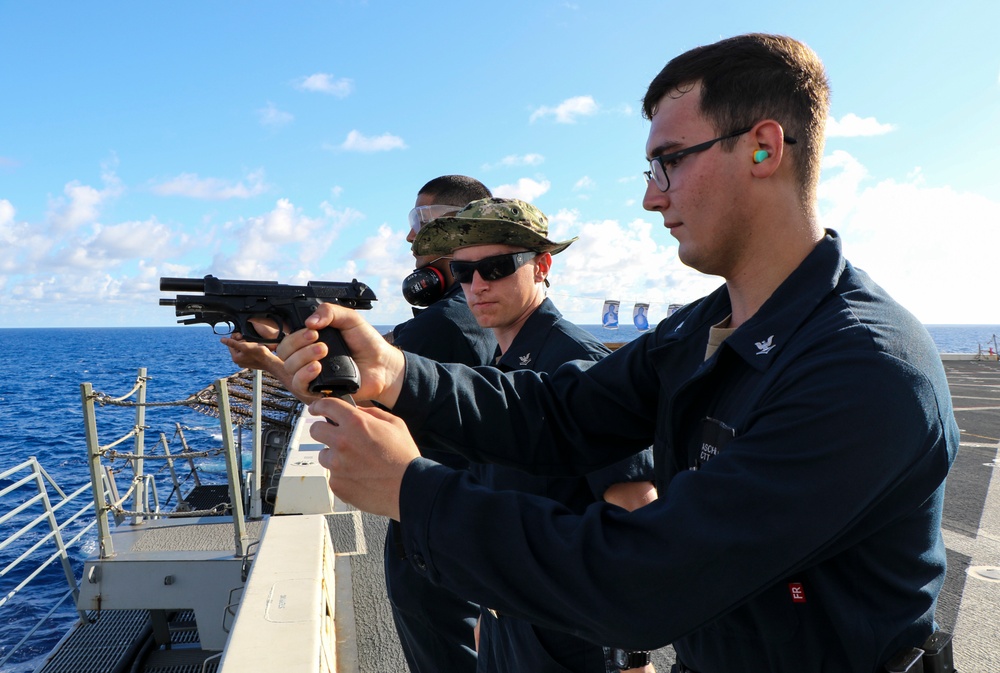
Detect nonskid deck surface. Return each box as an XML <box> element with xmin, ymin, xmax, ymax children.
<box><xmin>937</xmin><ymin>360</ymin><xmax>1000</xmax><ymax>672</ymax></box>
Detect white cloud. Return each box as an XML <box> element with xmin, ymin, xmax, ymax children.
<box><xmin>294</xmin><ymin>73</ymin><xmax>354</xmax><ymax>97</ymax></box>
<box><xmin>350</xmin><ymin>223</ymin><xmax>415</xmax><ymax>319</ymax></box>
<box><xmin>339</xmin><ymin>130</ymin><xmax>407</xmax><ymax>152</ymax></box>
<box><xmin>530</xmin><ymin>95</ymin><xmax>598</xmax><ymax>124</ymax></box>
<box><xmin>826</xmin><ymin>113</ymin><xmax>895</xmax><ymax>137</ymax></box>
<box><xmin>258</xmin><ymin>101</ymin><xmax>294</xmax><ymax>127</ymax></box>
<box><xmin>0</xmin><ymin>199</ymin><xmax>14</xmax><ymax>229</ymax></box>
<box><xmin>0</xmin><ymin>201</ymin><xmax>48</xmax><ymax>274</ymax></box>
<box><xmin>483</xmin><ymin>153</ymin><xmax>545</xmax><ymax>170</ymax></box>
<box><xmin>46</xmin><ymin>167</ymin><xmax>123</xmax><ymax>233</ymax></box>
<box><xmin>492</xmin><ymin>178</ymin><xmax>551</xmax><ymax>202</ymax></box>
<box><xmin>350</xmin><ymin>223</ymin><xmax>409</xmax><ymax>276</ymax></box>
<box><xmin>546</xmin><ymin>208</ymin><xmax>720</xmax><ymax>325</ymax></box>
<box><xmin>0</xmin><ymin>178</ymin><xmax>195</xmax><ymax>322</ymax></box>
<box><xmin>50</xmin><ymin>182</ymin><xmax>103</xmax><ymax>230</ymax></box>
<box><xmin>573</xmin><ymin>176</ymin><xmax>596</xmax><ymax>191</ymax></box>
<box><xmin>818</xmin><ymin>150</ymin><xmax>1000</xmax><ymax>323</ymax></box>
<box><xmin>90</xmin><ymin>220</ymin><xmax>176</xmax><ymax>261</ymax></box>
<box><xmin>210</xmin><ymin>199</ymin><xmax>363</xmax><ymax>279</ymax></box>
<box><xmin>53</xmin><ymin>218</ymin><xmax>176</xmax><ymax>271</ymax></box>
<box><xmin>150</xmin><ymin>170</ymin><xmax>269</xmax><ymax>200</ymax></box>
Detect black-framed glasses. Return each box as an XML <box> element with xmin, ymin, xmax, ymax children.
<box><xmin>449</xmin><ymin>251</ymin><xmax>537</xmax><ymax>284</ymax></box>
<box><xmin>644</xmin><ymin>127</ymin><xmax>797</xmax><ymax>192</ymax></box>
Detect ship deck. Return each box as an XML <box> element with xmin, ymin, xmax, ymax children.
<box><xmin>333</xmin><ymin>359</ymin><xmax>1000</xmax><ymax>672</ymax></box>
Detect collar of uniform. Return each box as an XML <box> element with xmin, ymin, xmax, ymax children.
<box><xmin>721</xmin><ymin>230</ymin><xmax>846</xmax><ymax>371</ymax></box>
<box><xmin>495</xmin><ymin>297</ymin><xmax>561</xmax><ymax>370</ymax></box>
<box><xmin>442</xmin><ymin>281</ymin><xmax>468</xmax><ymax>301</ymax></box>
<box><xmin>650</xmin><ymin>283</ymin><xmax>732</xmax><ymax>354</ymax></box>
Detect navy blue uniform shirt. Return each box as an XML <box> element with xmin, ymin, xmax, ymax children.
<box><xmin>473</xmin><ymin>298</ymin><xmax>654</xmax><ymax>673</ymax></box>
<box><xmin>384</xmin><ymin>281</ymin><xmax>496</xmax><ymax>673</ymax></box>
<box><xmin>391</xmin><ymin>232</ymin><xmax>958</xmax><ymax>673</ymax></box>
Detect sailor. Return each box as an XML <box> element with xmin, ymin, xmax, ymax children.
<box><xmin>224</xmin><ymin>175</ymin><xmax>496</xmax><ymax>673</ymax></box>
<box><xmin>383</xmin><ymin>175</ymin><xmax>496</xmax><ymax>673</ymax></box>
<box><xmin>411</xmin><ymin>196</ymin><xmax>656</xmax><ymax>672</ymax></box>
<box><xmin>278</xmin><ymin>33</ymin><xmax>958</xmax><ymax>673</ymax></box>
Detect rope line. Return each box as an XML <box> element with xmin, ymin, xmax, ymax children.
<box><xmin>110</xmin><ymin>503</ymin><xmax>230</xmax><ymax>518</ymax></box>
<box><xmin>91</xmin><ymin>392</ymin><xmax>214</xmax><ymax>408</ymax></box>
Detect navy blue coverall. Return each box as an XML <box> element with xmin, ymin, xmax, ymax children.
<box><xmin>389</xmin><ymin>232</ymin><xmax>958</xmax><ymax>673</ymax></box>
<box><xmin>385</xmin><ymin>282</ymin><xmax>496</xmax><ymax>673</ymax></box>
<box><xmin>472</xmin><ymin>298</ymin><xmax>654</xmax><ymax>673</ymax></box>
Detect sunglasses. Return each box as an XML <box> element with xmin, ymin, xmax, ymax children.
<box><xmin>449</xmin><ymin>251</ymin><xmax>537</xmax><ymax>284</ymax></box>
<box><xmin>408</xmin><ymin>204</ymin><xmax>462</xmax><ymax>234</ymax></box>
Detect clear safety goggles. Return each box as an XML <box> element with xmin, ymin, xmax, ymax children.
<box><xmin>407</xmin><ymin>204</ymin><xmax>462</xmax><ymax>235</ymax></box>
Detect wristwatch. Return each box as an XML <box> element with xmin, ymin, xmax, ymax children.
<box><xmin>610</xmin><ymin>647</ymin><xmax>651</xmax><ymax>669</ymax></box>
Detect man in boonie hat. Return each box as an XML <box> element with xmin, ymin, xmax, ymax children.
<box><xmin>411</xmin><ymin>196</ymin><xmax>576</xmax><ymax>260</ymax></box>
<box><xmin>412</xmin><ymin>197</ymin><xmax>657</xmax><ymax>673</ymax></box>
<box><xmin>411</xmin><ymin>197</ymin><xmax>579</xmax><ymax>338</ymax></box>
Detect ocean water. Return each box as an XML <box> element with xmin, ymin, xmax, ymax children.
<box><xmin>0</xmin><ymin>327</ymin><xmax>237</xmax><ymax>671</ymax></box>
<box><xmin>1</xmin><ymin>323</ymin><xmax>998</xmax><ymax>669</ymax></box>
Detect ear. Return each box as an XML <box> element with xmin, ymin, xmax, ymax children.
<box><xmin>749</xmin><ymin>119</ymin><xmax>787</xmax><ymax>179</ymax></box>
<box><xmin>534</xmin><ymin>251</ymin><xmax>553</xmax><ymax>282</ymax></box>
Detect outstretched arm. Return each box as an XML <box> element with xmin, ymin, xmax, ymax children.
<box><xmin>221</xmin><ymin>333</ymin><xmax>298</xmax><ymax>387</ymax></box>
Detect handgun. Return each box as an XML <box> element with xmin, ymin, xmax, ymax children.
<box><xmin>159</xmin><ymin>275</ymin><xmax>377</xmax><ymax>397</ymax></box>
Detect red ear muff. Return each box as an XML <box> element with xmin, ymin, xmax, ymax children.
<box><xmin>402</xmin><ymin>266</ymin><xmax>445</xmax><ymax>307</ymax></box>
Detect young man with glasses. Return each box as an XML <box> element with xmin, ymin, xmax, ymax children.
<box><xmin>412</xmin><ymin>197</ymin><xmax>657</xmax><ymax>673</ymax></box>
<box><xmin>278</xmin><ymin>34</ymin><xmax>957</xmax><ymax>673</ymax></box>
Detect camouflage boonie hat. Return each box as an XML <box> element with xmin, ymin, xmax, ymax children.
<box><xmin>411</xmin><ymin>197</ymin><xmax>578</xmax><ymax>257</ymax></box>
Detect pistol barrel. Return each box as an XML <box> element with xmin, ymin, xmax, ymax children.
<box><xmin>160</xmin><ymin>277</ymin><xmax>206</xmax><ymax>292</ymax></box>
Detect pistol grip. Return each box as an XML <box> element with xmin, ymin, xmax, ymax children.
<box><xmin>310</xmin><ymin>327</ymin><xmax>361</xmax><ymax>397</ymax></box>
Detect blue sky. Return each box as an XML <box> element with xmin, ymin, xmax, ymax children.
<box><xmin>2</xmin><ymin>1</ymin><xmax>999</xmax><ymax>329</ymax></box>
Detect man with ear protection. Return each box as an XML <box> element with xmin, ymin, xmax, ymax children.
<box><xmin>223</xmin><ymin>175</ymin><xmax>495</xmax><ymax>673</ymax></box>
<box><xmin>384</xmin><ymin>175</ymin><xmax>497</xmax><ymax>673</ymax></box>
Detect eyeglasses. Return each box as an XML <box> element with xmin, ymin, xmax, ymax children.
<box><xmin>408</xmin><ymin>204</ymin><xmax>462</xmax><ymax>235</ymax></box>
<box><xmin>449</xmin><ymin>251</ymin><xmax>537</xmax><ymax>284</ymax></box>
<box><xmin>644</xmin><ymin>127</ymin><xmax>797</xmax><ymax>192</ymax></box>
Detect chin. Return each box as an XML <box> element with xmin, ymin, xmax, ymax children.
<box><xmin>676</xmin><ymin>246</ymin><xmax>697</xmax><ymax>269</ymax></box>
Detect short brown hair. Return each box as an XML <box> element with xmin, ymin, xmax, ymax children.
<box><xmin>643</xmin><ymin>34</ymin><xmax>829</xmax><ymax>201</ymax></box>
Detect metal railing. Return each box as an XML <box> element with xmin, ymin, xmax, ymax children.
<box><xmin>0</xmin><ymin>457</ymin><xmax>96</xmax><ymax>669</ymax></box>
<box><xmin>1</xmin><ymin>367</ymin><xmax>276</xmax><ymax>668</ymax></box>
<box><xmin>80</xmin><ymin>368</ymin><xmax>253</xmax><ymax>559</ymax></box>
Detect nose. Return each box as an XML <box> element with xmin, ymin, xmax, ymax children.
<box><xmin>468</xmin><ymin>270</ymin><xmax>490</xmax><ymax>294</ymax></box>
<box><xmin>405</xmin><ymin>228</ymin><xmax>416</xmax><ymax>243</ymax></box>
<box><xmin>642</xmin><ymin>177</ymin><xmax>670</xmax><ymax>213</ymax></box>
